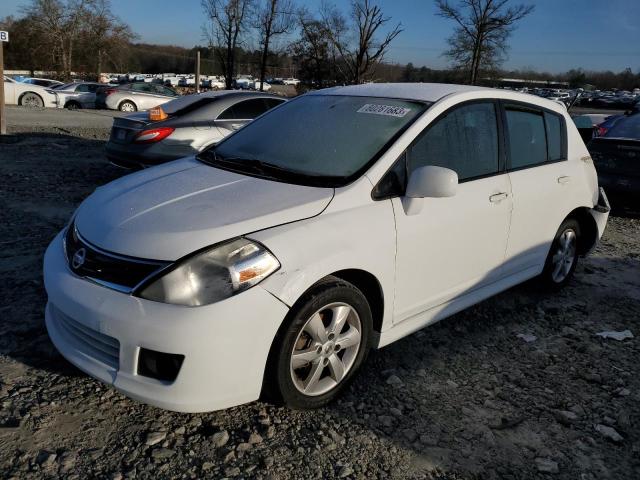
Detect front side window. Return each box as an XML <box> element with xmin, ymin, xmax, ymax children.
<box><xmin>407</xmin><ymin>102</ymin><xmax>500</xmax><ymax>181</ymax></box>
<box><xmin>201</xmin><ymin>95</ymin><xmax>427</xmax><ymax>187</ymax></box>
<box><xmin>76</xmin><ymin>84</ymin><xmax>90</xmax><ymax>92</ymax></box>
<box><xmin>505</xmin><ymin>107</ymin><xmax>547</xmax><ymax>169</ymax></box>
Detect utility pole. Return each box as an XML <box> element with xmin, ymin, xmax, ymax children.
<box><xmin>0</xmin><ymin>31</ymin><xmax>8</xmax><ymax>136</ymax></box>
<box><xmin>195</xmin><ymin>51</ymin><xmax>201</xmax><ymax>93</ymax></box>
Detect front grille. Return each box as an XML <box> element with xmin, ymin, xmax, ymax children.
<box><xmin>52</xmin><ymin>305</ymin><xmax>120</xmax><ymax>369</ymax></box>
<box><xmin>65</xmin><ymin>224</ymin><xmax>169</xmax><ymax>292</ymax></box>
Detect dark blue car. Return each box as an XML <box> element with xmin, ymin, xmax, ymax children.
<box><xmin>589</xmin><ymin>113</ymin><xmax>640</xmax><ymax>199</ymax></box>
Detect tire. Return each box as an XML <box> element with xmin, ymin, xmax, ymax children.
<box><xmin>266</xmin><ymin>276</ymin><xmax>373</xmax><ymax>409</ymax></box>
<box><xmin>118</xmin><ymin>100</ymin><xmax>137</xmax><ymax>112</ymax></box>
<box><xmin>65</xmin><ymin>101</ymin><xmax>80</xmax><ymax>110</ymax></box>
<box><xmin>539</xmin><ymin>218</ymin><xmax>581</xmax><ymax>289</ymax></box>
<box><xmin>20</xmin><ymin>92</ymin><xmax>44</xmax><ymax>108</ymax></box>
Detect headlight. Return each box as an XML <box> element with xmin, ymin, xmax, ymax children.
<box><xmin>136</xmin><ymin>238</ymin><xmax>280</xmax><ymax>306</ymax></box>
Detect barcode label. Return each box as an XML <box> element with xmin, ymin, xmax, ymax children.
<box><xmin>357</xmin><ymin>104</ymin><xmax>411</xmax><ymax>117</ymax></box>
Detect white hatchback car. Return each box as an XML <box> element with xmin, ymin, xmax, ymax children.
<box><xmin>44</xmin><ymin>83</ymin><xmax>610</xmax><ymax>412</ymax></box>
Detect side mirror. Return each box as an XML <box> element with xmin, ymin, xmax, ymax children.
<box><xmin>402</xmin><ymin>166</ymin><xmax>458</xmax><ymax>215</ymax></box>
<box><xmin>406</xmin><ymin>165</ymin><xmax>458</xmax><ymax>198</ymax></box>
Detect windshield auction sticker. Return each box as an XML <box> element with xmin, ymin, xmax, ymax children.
<box><xmin>357</xmin><ymin>104</ymin><xmax>411</xmax><ymax>117</ymax></box>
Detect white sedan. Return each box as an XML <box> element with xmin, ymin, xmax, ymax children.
<box><xmin>3</xmin><ymin>76</ymin><xmax>58</xmax><ymax>108</ymax></box>
<box><xmin>44</xmin><ymin>83</ymin><xmax>609</xmax><ymax>412</ymax></box>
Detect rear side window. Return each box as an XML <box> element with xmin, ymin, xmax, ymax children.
<box><xmin>408</xmin><ymin>102</ymin><xmax>500</xmax><ymax>181</ymax></box>
<box><xmin>505</xmin><ymin>108</ymin><xmax>547</xmax><ymax>169</ymax></box>
<box><xmin>218</xmin><ymin>99</ymin><xmax>270</xmax><ymax>120</ymax></box>
<box><xmin>544</xmin><ymin>112</ymin><xmax>563</xmax><ymax>161</ymax></box>
<box><xmin>265</xmin><ymin>98</ymin><xmax>285</xmax><ymax>109</ymax></box>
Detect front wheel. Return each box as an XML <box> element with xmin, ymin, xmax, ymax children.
<box><xmin>268</xmin><ymin>277</ymin><xmax>372</xmax><ymax>409</ymax></box>
<box><xmin>118</xmin><ymin>101</ymin><xmax>137</xmax><ymax>112</ymax></box>
<box><xmin>20</xmin><ymin>92</ymin><xmax>44</xmax><ymax>108</ymax></box>
<box><xmin>540</xmin><ymin>218</ymin><xmax>581</xmax><ymax>289</ymax></box>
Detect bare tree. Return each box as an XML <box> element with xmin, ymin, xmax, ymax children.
<box><xmin>22</xmin><ymin>0</ymin><xmax>90</xmax><ymax>79</ymax></box>
<box><xmin>202</xmin><ymin>0</ymin><xmax>252</xmax><ymax>89</ymax></box>
<box><xmin>435</xmin><ymin>0</ymin><xmax>534</xmax><ymax>85</ymax></box>
<box><xmin>254</xmin><ymin>0</ymin><xmax>295</xmax><ymax>90</ymax></box>
<box><xmin>323</xmin><ymin>0</ymin><xmax>402</xmax><ymax>84</ymax></box>
<box><xmin>84</xmin><ymin>0</ymin><xmax>135</xmax><ymax>78</ymax></box>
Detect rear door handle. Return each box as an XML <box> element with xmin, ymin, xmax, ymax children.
<box><xmin>557</xmin><ymin>176</ymin><xmax>571</xmax><ymax>184</ymax></box>
<box><xmin>489</xmin><ymin>192</ymin><xmax>508</xmax><ymax>203</ymax></box>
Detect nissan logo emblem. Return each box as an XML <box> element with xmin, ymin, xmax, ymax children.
<box><xmin>71</xmin><ymin>248</ymin><xmax>86</xmax><ymax>269</ymax></box>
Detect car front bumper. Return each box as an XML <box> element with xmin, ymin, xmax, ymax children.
<box><xmin>44</xmin><ymin>232</ymin><xmax>289</xmax><ymax>412</ymax></box>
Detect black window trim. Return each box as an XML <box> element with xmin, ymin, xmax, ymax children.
<box><xmin>216</xmin><ymin>98</ymin><xmax>283</xmax><ymax>121</ymax></box>
<box><xmin>372</xmin><ymin>98</ymin><xmax>505</xmax><ymax>200</ymax></box>
<box><xmin>499</xmin><ymin>99</ymin><xmax>568</xmax><ymax>173</ymax></box>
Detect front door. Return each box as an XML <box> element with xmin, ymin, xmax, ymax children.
<box><xmin>392</xmin><ymin>101</ymin><xmax>513</xmax><ymax>323</ymax></box>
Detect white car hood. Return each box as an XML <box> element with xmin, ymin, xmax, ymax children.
<box><xmin>75</xmin><ymin>158</ymin><xmax>334</xmax><ymax>260</ymax></box>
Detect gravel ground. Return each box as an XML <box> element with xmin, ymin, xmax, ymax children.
<box><xmin>0</xmin><ymin>108</ymin><xmax>639</xmax><ymax>480</ymax></box>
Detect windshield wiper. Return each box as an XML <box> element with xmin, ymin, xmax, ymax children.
<box><xmin>200</xmin><ymin>152</ymin><xmax>309</xmax><ymax>179</ymax></box>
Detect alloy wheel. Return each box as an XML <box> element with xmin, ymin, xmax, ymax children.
<box><xmin>551</xmin><ymin>228</ymin><xmax>577</xmax><ymax>283</ymax></box>
<box><xmin>290</xmin><ymin>302</ymin><xmax>362</xmax><ymax>396</ymax></box>
<box><xmin>22</xmin><ymin>93</ymin><xmax>43</xmax><ymax>108</ymax></box>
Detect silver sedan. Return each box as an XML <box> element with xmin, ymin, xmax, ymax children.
<box><xmin>104</xmin><ymin>83</ymin><xmax>179</xmax><ymax>112</ymax></box>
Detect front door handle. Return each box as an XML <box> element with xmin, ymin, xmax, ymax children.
<box><xmin>557</xmin><ymin>176</ymin><xmax>571</xmax><ymax>184</ymax></box>
<box><xmin>489</xmin><ymin>192</ymin><xmax>508</xmax><ymax>203</ymax></box>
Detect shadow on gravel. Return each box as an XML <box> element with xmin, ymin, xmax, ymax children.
<box><xmin>0</xmin><ymin>132</ymin><xmax>124</xmax><ymax>376</ymax></box>
<box><xmin>320</xmin><ymin>251</ymin><xmax>640</xmax><ymax>477</ymax></box>
<box><xmin>607</xmin><ymin>194</ymin><xmax>640</xmax><ymax>219</ymax></box>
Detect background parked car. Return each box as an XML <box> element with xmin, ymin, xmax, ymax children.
<box><xmin>19</xmin><ymin>77</ymin><xmax>64</xmax><ymax>88</ymax></box>
<box><xmin>572</xmin><ymin>114</ymin><xmax>611</xmax><ymax>143</ymax></box>
<box><xmin>53</xmin><ymin>82</ymin><xmax>103</xmax><ymax>109</ymax></box>
<box><xmin>100</xmin><ymin>83</ymin><xmax>180</xmax><ymax>111</ymax></box>
<box><xmin>3</xmin><ymin>75</ymin><xmax>58</xmax><ymax>108</ymax></box>
<box><xmin>105</xmin><ymin>91</ymin><xmax>286</xmax><ymax>168</ymax></box>
<box><xmin>588</xmin><ymin>113</ymin><xmax>640</xmax><ymax>200</ymax></box>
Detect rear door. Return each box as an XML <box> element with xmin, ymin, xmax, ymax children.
<box><xmin>4</xmin><ymin>78</ymin><xmax>16</xmax><ymax>104</ymax></box>
<box><xmin>501</xmin><ymin>102</ymin><xmax>579</xmax><ymax>275</ymax></box>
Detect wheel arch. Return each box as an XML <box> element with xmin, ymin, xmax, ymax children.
<box><xmin>329</xmin><ymin>269</ymin><xmax>384</xmax><ymax>335</ymax></box>
<box><xmin>118</xmin><ymin>98</ymin><xmax>137</xmax><ymax>111</ymax></box>
<box><xmin>18</xmin><ymin>91</ymin><xmax>43</xmax><ymax>105</ymax></box>
<box><xmin>566</xmin><ymin>206</ymin><xmax>599</xmax><ymax>255</ymax></box>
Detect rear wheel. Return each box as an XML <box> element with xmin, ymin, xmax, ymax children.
<box><xmin>540</xmin><ymin>218</ymin><xmax>581</xmax><ymax>289</ymax></box>
<box><xmin>267</xmin><ymin>277</ymin><xmax>372</xmax><ymax>409</ymax></box>
<box><xmin>118</xmin><ymin>100</ymin><xmax>137</xmax><ymax>112</ymax></box>
<box><xmin>65</xmin><ymin>101</ymin><xmax>80</xmax><ymax>110</ymax></box>
<box><xmin>20</xmin><ymin>92</ymin><xmax>44</xmax><ymax>108</ymax></box>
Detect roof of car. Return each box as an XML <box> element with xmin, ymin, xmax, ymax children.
<box><xmin>312</xmin><ymin>83</ymin><xmax>496</xmax><ymax>103</ymax></box>
<box><xmin>311</xmin><ymin>82</ymin><xmax>569</xmax><ymax>113</ymax></box>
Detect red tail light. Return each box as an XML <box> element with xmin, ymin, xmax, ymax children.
<box><xmin>104</xmin><ymin>88</ymin><xmax>117</xmax><ymax>96</ymax></box>
<box><xmin>134</xmin><ymin>127</ymin><xmax>175</xmax><ymax>144</ymax></box>
<box><xmin>596</xmin><ymin>126</ymin><xmax>607</xmax><ymax>137</ymax></box>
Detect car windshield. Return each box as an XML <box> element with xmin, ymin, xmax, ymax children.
<box><xmin>199</xmin><ymin>95</ymin><xmax>428</xmax><ymax>187</ymax></box>
<box><xmin>605</xmin><ymin>114</ymin><xmax>640</xmax><ymax>140</ymax></box>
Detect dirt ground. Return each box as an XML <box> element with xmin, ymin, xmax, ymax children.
<box><xmin>0</xmin><ymin>107</ymin><xmax>639</xmax><ymax>479</ymax></box>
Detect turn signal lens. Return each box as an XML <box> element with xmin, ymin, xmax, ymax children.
<box><xmin>149</xmin><ymin>106</ymin><xmax>168</xmax><ymax>121</ymax></box>
<box><xmin>134</xmin><ymin>127</ymin><xmax>174</xmax><ymax>144</ymax></box>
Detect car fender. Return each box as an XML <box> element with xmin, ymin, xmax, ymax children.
<box><xmin>251</xmin><ymin>176</ymin><xmax>396</xmax><ymax>335</ymax></box>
